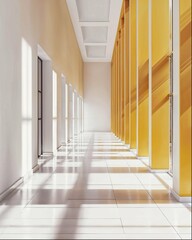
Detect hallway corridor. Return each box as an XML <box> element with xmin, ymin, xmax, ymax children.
<box><xmin>0</xmin><ymin>133</ymin><xmax>191</xmax><ymax>239</ymax></box>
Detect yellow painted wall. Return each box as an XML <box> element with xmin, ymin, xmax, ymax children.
<box><xmin>179</xmin><ymin>0</ymin><xmax>192</xmax><ymax>196</ymax></box>
<box><xmin>117</xmin><ymin>40</ymin><xmax>120</xmax><ymax>137</ymax></box>
<box><xmin>20</xmin><ymin>0</ymin><xmax>83</xmax><ymax>96</ymax></box>
<box><xmin>111</xmin><ymin>1</ymin><xmax>126</xmax><ymax>140</ymax></box>
<box><xmin>130</xmin><ymin>0</ymin><xmax>137</xmax><ymax>149</ymax></box>
<box><xmin>121</xmin><ymin>19</ymin><xmax>125</xmax><ymax>141</ymax></box>
<box><xmin>118</xmin><ymin>36</ymin><xmax>122</xmax><ymax>138</ymax></box>
<box><xmin>151</xmin><ymin>0</ymin><xmax>170</xmax><ymax>169</ymax></box>
<box><xmin>115</xmin><ymin>46</ymin><xmax>118</xmax><ymax>135</ymax></box>
<box><xmin>137</xmin><ymin>0</ymin><xmax>149</xmax><ymax>156</ymax></box>
<box><xmin>124</xmin><ymin>0</ymin><xmax>130</xmax><ymax>144</ymax></box>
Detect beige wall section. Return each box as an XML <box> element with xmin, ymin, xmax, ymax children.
<box><xmin>21</xmin><ymin>0</ymin><xmax>83</xmax><ymax>95</ymax></box>
<box><xmin>137</xmin><ymin>0</ymin><xmax>149</xmax><ymax>156</ymax></box>
<box><xmin>179</xmin><ymin>0</ymin><xmax>191</xmax><ymax>196</ymax></box>
<box><xmin>84</xmin><ymin>63</ymin><xmax>111</xmax><ymax>132</ymax></box>
<box><xmin>151</xmin><ymin>0</ymin><xmax>170</xmax><ymax>169</ymax></box>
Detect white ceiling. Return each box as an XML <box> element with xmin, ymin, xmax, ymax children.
<box><xmin>66</xmin><ymin>0</ymin><xmax>123</xmax><ymax>62</ymax></box>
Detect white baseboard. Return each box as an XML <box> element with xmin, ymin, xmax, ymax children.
<box><xmin>171</xmin><ymin>189</ymin><xmax>192</xmax><ymax>203</ymax></box>
<box><xmin>33</xmin><ymin>164</ymin><xmax>40</xmax><ymax>173</ymax></box>
<box><xmin>0</xmin><ymin>164</ymin><xmax>41</xmax><ymax>203</ymax></box>
<box><xmin>0</xmin><ymin>178</ymin><xmax>24</xmax><ymax>202</ymax></box>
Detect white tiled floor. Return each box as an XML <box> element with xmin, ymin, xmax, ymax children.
<box><xmin>0</xmin><ymin>132</ymin><xmax>191</xmax><ymax>239</ymax></box>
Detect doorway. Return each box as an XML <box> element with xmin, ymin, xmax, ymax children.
<box><xmin>37</xmin><ymin>57</ymin><xmax>43</xmax><ymax>157</ymax></box>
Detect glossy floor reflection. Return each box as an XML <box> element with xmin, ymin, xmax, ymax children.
<box><xmin>0</xmin><ymin>133</ymin><xmax>191</xmax><ymax>239</ymax></box>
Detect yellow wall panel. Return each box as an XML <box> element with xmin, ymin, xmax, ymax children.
<box><xmin>137</xmin><ymin>0</ymin><xmax>149</xmax><ymax>156</ymax></box>
<box><xmin>121</xmin><ymin>19</ymin><xmax>125</xmax><ymax>141</ymax></box>
<box><xmin>28</xmin><ymin>0</ymin><xmax>83</xmax><ymax>95</ymax></box>
<box><xmin>118</xmin><ymin>34</ymin><xmax>122</xmax><ymax>139</ymax></box>
<box><xmin>179</xmin><ymin>0</ymin><xmax>192</xmax><ymax>196</ymax></box>
<box><xmin>124</xmin><ymin>0</ymin><xmax>130</xmax><ymax>144</ymax></box>
<box><xmin>130</xmin><ymin>0</ymin><xmax>137</xmax><ymax>149</ymax></box>
<box><xmin>151</xmin><ymin>0</ymin><xmax>170</xmax><ymax>169</ymax></box>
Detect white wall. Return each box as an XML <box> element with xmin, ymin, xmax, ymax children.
<box><xmin>84</xmin><ymin>63</ymin><xmax>111</xmax><ymax>132</ymax></box>
<box><xmin>0</xmin><ymin>0</ymin><xmax>38</xmax><ymax>193</ymax></box>
<box><xmin>0</xmin><ymin>0</ymin><xmax>83</xmax><ymax>196</ymax></box>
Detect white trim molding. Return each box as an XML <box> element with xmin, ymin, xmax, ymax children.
<box><xmin>0</xmin><ymin>178</ymin><xmax>23</xmax><ymax>202</ymax></box>
<box><xmin>171</xmin><ymin>189</ymin><xmax>192</xmax><ymax>203</ymax></box>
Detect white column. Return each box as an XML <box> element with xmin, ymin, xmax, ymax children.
<box><xmin>172</xmin><ymin>0</ymin><xmax>180</xmax><ymax>197</ymax></box>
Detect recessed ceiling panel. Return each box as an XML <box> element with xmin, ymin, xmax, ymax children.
<box><xmin>82</xmin><ymin>26</ymin><xmax>108</xmax><ymax>43</ymax></box>
<box><xmin>66</xmin><ymin>0</ymin><xmax>123</xmax><ymax>61</ymax></box>
<box><xmin>76</xmin><ymin>0</ymin><xmax>110</xmax><ymax>22</ymax></box>
<box><xmin>86</xmin><ymin>46</ymin><xmax>106</xmax><ymax>58</ymax></box>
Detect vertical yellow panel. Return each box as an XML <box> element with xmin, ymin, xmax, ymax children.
<box><xmin>117</xmin><ymin>33</ymin><xmax>121</xmax><ymax>138</ymax></box>
<box><xmin>111</xmin><ymin>60</ymin><xmax>113</xmax><ymax>131</ymax></box>
<box><xmin>130</xmin><ymin>0</ymin><xmax>137</xmax><ymax>149</ymax></box>
<box><xmin>115</xmin><ymin>49</ymin><xmax>117</xmax><ymax>135</ymax></box>
<box><xmin>124</xmin><ymin>0</ymin><xmax>130</xmax><ymax>144</ymax></box>
<box><xmin>111</xmin><ymin>56</ymin><xmax>113</xmax><ymax>132</ymax></box>
<box><xmin>151</xmin><ymin>0</ymin><xmax>170</xmax><ymax>169</ymax></box>
<box><xmin>179</xmin><ymin>0</ymin><xmax>192</xmax><ymax>196</ymax></box>
<box><xmin>117</xmin><ymin>40</ymin><xmax>120</xmax><ymax>137</ymax></box>
<box><xmin>113</xmin><ymin>58</ymin><xmax>115</xmax><ymax>132</ymax></box>
<box><xmin>137</xmin><ymin>0</ymin><xmax>149</xmax><ymax>156</ymax></box>
<box><xmin>111</xmin><ymin>56</ymin><xmax>115</xmax><ymax>133</ymax></box>
<box><xmin>116</xmin><ymin>42</ymin><xmax>119</xmax><ymax>136</ymax></box>
<box><xmin>121</xmin><ymin>17</ymin><xmax>125</xmax><ymax>141</ymax></box>
<box><xmin>118</xmin><ymin>32</ymin><xmax>122</xmax><ymax>139</ymax></box>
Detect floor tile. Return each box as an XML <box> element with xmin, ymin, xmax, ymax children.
<box><xmin>0</xmin><ymin>228</ymin><xmax>6</xmax><ymax>234</ymax></box>
<box><xmin>57</xmin><ymin>199</ymin><xmax>117</xmax><ymax>208</ymax></box>
<box><xmin>117</xmin><ymin>200</ymin><xmax>156</xmax><ymax>208</ymax></box>
<box><xmin>106</xmin><ymin>160</ymin><xmax>129</xmax><ymax>167</ymax></box>
<box><xmin>179</xmin><ymin>234</ymin><xmax>192</xmax><ymax>239</ymax></box>
<box><xmin>28</xmin><ymin>188</ymin><xmax>71</xmax><ymax>204</ymax></box>
<box><xmin>160</xmin><ymin>208</ymin><xmax>192</xmax><ymax>226</ymax></box>
<box><xmin>0</xmin><ymin>132</ymin><xmax>190</xmax><ymax>240</ymax></box>
<box><xmin>147</xmin><ymin>189</ymin><xmax>175</xmax><ymax>201</ymax></box>
<box><xmin>114</xmin><ymin>189</ymin><xmax>152</xmax><ymax>200</ymax></box>
<box><xmin>155</xmin><ymin>200</ymin><xmax>189</xmax><ymax>208</ymax></box>
<box><xmin>127</xmin><ymin>161</ymin><xmax>146</xmax><ymax>167</ymax></box>
<box><xmin>123</xmin><ymin>226</ymin><xmax>177</xmax><ymax>234</ymax></box>
<box><xmin>79</xmin><ymin>173</ymin><xmax>111</xmax><ymax>185</ymax></box>
<box><xmin>20</xmin><ymin>207</ymin><xmax>120</xmax><ymax>219</ymax></box>
<box><xmin>136</xmin><ymin>173</ymin><xmax>163</xmax><ymax>185</ymax></box>
<box><xmin>119</xmin><ymin>208</ymin><xmax>171</xmax><ymax>226</ymax></box>
<box><xmin>68</xmin><ymin>188</ymin><xmax>115</xmax><ymax>200</ymax></box>
<box><xmin>0</xmin><ymin>206</ymin><xmax>23</xmax><ymax>219</ymax></box>
<box><xmin>174</xmin><ymin>227</ymin><xmax>192</xmax><ymax>234</ymax></box>
<box><xmin>110</xmin><ymin>173</ymin><xmax>141</xmax><ymax>185</ymax></box>
<box><xmin>0</xmin><ymin>233</ymin><xmax>127</xmax><ymax>239</ymax></box>
<box><xmin>2</xmin><ymin>219</ymin><xmax>123</xmax><ymax>234</ymax></box>
<box><xmin>124</xmin><ymin>233</ymin><xmax>181</xmax><ymax>239</ymax></box>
